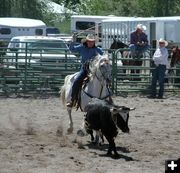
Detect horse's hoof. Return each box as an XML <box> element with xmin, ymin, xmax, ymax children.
<box><xmin>66</xmin><ymin>102</ymin><xmax>73</xmax><ymax>107</ymax></box>
<box><xmin>113</xmin><ymin>153</ymin><xmax>120</xmax><ymax>159</ymax></box>
<box><xmin>77</xmin><ymin>129</ymin><xmax>85</xmax><ymax>137</ymax></box>
<box><xmin>67</xmin><ymin>127</ymin><xmax>73</xmax><ymax>134</ymax></box>
<box><xmin>106</xmin><ymin>151</ymin><xmax>113</xmax><ymax>157</ymax></box>
<box><xmin>98</xmin><ymin>142</ymin><xmax>103</xmax><ymax>146</ymax></box>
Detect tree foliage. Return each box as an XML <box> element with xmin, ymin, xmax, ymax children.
<box><xmin>0</xmin><ymin>0</ymin><xmax>180</xmax><ymax>19</ymax></box>
<box><xmin>0</xmin><ymin>0</ymin><xmax>180</xmax><ymax>33</ymax></box>
<box><xmin>0</xmin><ymin>0</ymin><xmax>47</xmax><ymax>19</ymax></box>
<box><xmin>60</xmin><ymin>0</ymin><xmax>180</xmax><ymax>17</ymax></box>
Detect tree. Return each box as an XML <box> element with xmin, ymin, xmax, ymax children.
<box><xmin>0</xmin><ymin>0</ymin><xmax>12</xmax><ymax>16</ymax></box>
<box><xmin>137</xmin><ymin>0</ymin><xmax>180</xmax><ymax>17</ymax></box>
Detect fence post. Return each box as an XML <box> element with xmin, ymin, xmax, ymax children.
<box><xmin>111</xmin><ymin>50</ymin><xmax>117</xmax><ymax>95</ymax></box>
<box><xmin>23</xmin><ymin>42</ymin><xmax>28</xmax><ymax>94</ymax></box>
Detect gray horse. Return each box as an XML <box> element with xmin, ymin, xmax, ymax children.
<box><xmin>60</xmin><ymin>54</ymin><xmax>112</xmax><ymax>133</ymax></box>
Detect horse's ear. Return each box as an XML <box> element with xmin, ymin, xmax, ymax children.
<box><xmin>117</xmin><ymin>39</ymin><xmax>121</xmax><ymax>43</ymax></box>
<box><xmin>171</xmin><ymin>47</ymin><xmax>176</xmax><ymax>53</ymax></box>
<box><xmin>113</xmin><ymin>37</ymin><xmax>116</xmax><ymax>42</ymax></box>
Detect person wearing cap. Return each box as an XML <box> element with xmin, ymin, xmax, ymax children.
<box><xmin>148</xmin><ymin>38</ymin><xmax>169</xmax><ymax>99</ymax></box>
<box><xmin>129</xmin><ymin>24</ymin><xmax>149</xmax><ymax>58</ymax></box>
<box><xmin>67</xmin><ymin>34</ymin><xmax>104</xmax><ymax>107</ymax></box>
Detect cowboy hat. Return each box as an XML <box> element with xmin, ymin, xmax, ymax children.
<box><xmin>158</xmin><ymin>38</ymin><xmax>168</xmax><ymax>47</ymax></box>
<box><xmin>86</xmin><ymin>34</ymin><xmax>96</xmax><ymax>41</ymax></box>
<box><xmin>136</xmin><ymin>24</ymin><xmax>147</xmax><ymax>31</ymax></box>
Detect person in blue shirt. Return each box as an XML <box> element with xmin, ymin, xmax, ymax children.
<box><xmin>129</xmin><ymin>24</ymin><xmax>149</xmax><ymax>58</ymax></box>
<box><xmin>148</xmin><ymin>38</ymin><xmax>169</xmax><ymax>99</ymax></box>
<box><xmin>67</xmin><ymin>34</ymin><xmax>104</xmax><ymax>107</ymax></box>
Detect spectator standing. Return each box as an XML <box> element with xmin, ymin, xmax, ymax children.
<box><xmin>148</xmin><ymin>38</ymin><xmax>169</xmax><ymax>99</ymax></box>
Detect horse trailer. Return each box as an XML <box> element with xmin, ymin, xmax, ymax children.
<box><xmin>70</xmin><ymin>15</ymin><xmax>133</xmax><ymax>46</ymax></box>
<box><xmin>0</xmin><ymin>17</ymin><xmax>47</xmax><ymax>46</ymax></box>
<box><xmin>101</xmin><ymin>16</ymin><xmax>180</xmax><ymax>49</ymax></box>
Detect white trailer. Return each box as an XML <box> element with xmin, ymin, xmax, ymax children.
<box><xmin>0</xmin><ymin>17</ymin><xmax>47</xmax><ymax>44</ymax></box>
<box><xmin>70</xmin><ymin>15</ymin><xmax>133</xmax><ymax>46</ymax></box>
<box><xmin>101</xmin><ymin>16</ymin><xmax>180</xmax><ymax>49</ymax></box>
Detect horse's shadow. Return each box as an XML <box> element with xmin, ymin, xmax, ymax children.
<box><xmin>85</xmin><ymin>142</ymin><xmax>134</xmax><ymax>160</ymax></box>
<box><xmin>99</xmin><ymin>153</ymin><xmax>134</xmax><ymax>160</ymax></box>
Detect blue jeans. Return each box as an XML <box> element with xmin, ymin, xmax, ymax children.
<box><xmin>129</xmin><ymin>44</ymin><xmax>149</xmax><ymax>57</ymax></box>
<box><xmin>151</xmin><ymin>64</ymin><xmax>166</xmax><ymax>97</ymax></box>
<box><xmin>71</xmin><ymin>66</ymin><xmax>87</xmax><ymax>101</ymax></box>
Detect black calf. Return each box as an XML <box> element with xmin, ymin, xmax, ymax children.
<box><xmin>84</xmin><ymin>99</ymin><xmax>131</xmax><ymax>157</ymax></box>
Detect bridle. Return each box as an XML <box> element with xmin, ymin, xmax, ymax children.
<box><xmin>82</xmin><ymin>57</ymin><xmax>112</xmax><ymax>99</ymax></box>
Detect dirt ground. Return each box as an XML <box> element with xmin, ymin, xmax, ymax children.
<box><xmin>0</xmin><ymin>94</ymin><xmax>179</xmax><ymax>173</ymax></box>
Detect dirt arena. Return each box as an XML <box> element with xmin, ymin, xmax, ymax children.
<box><xmin>0</xmin><ymin>94</ymin><xmax>179</xmax><ymax>173</ymax></box>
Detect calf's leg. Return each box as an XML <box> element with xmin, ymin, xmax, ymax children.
<box><xmin>106</xmin><ymin>136</ymin><xmax>119</xmax><ymax>157</ymax></box>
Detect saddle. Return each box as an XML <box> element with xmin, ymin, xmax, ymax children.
<box><xmin>131</xmin><ymin>51</ymin><xmax>144</xmax><ymax>59</ymax></box>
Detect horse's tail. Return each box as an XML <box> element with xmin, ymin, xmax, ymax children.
<box><xmin>60</xmin><ymin>85</ymin><xmax>66</xmax><ymax>106</ymax></box>
<box><xmin>60</xmin><ymin>74</ymin><xmax>73</xmax><ymax>106</ymax></box>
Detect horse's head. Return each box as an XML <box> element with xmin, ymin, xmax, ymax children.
<box><xmin>170</xmin><ymin>46</ymin><xmax>180</xmax><ymax>67</ymax></box>
<box><xmin>109</xmin><ymin>38</ymin><xmax>128</xmax><ymax>54</ymax></box>
<box><xmin>110</xmin><ymin>38</ymin><xmax>128</xmax><ymax>49</ymax></box>
<box><xmin>89</xmin><ymin>54</ymin><xmax>112</xmax><ymax>85</ymax></box>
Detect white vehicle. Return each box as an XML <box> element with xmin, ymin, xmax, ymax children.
<box><xmin>70</xmin><ymin>15</ymin><xmax>132</xmax><ymax>46</ymax></box>
<box><xmin>0</xmin><ymin>17</ymin><xmax>47</xmax><ymax>45</ymax></box>
<box><xmin>101</xmin><ymin>16</ymin><xmax>180</xmax><ymax>49</ymax></box>
<box><xmin>5</xmin><ymin>36</ymin><xmax>77</xmax><ymax>67</ymax></box>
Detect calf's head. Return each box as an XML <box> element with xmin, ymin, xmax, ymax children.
<box><xmin>111</xmin><ymin>106</ymin><xmax>134</xmax><ymax>133</ymax></box>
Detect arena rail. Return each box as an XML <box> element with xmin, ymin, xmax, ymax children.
<box><xmin>0</xmin><ymin>45</ymin><xmax>179</xmax><ymax>97</ymax></box>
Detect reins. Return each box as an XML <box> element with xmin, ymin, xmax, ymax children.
<box><xmin>82</xmin><ymin>84</ymin><xmax>111</xmax><ymax>100</ymax></box>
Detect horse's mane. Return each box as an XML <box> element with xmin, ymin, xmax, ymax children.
<box><xmin>88</xmin><ymin>54</ymin><xmax>110</xmax><ymax>77</ymax></box>
<box><xmin>88</xmin><ymin>55</ymin><xmax>100</xmax><ymax>75</ymax></box>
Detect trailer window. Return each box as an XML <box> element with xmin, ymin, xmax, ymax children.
<box><xmin>76</xmin><ymin>21</ymin><xmax>95</xmax><ymax>30</ymax></box>
<box><xmin>35</xmin><ymin>29</ymin><xmax>43</xmax><ymax>36</ymax></box>
<box><xmin>0</xmin><ymin>28</ymin><xmax>11</xmax><ymax>35</ymax></box>
<box><xmin>46</xmin><ymin>27</ymin><xmax>60</xmax><ymax>35</ymax></box>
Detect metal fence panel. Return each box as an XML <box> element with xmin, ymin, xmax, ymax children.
<box><xmin>0</xmin><ymin>46</ymin><xmax>179</xmax><ymax>97</ymax></box>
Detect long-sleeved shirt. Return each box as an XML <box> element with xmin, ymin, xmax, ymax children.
<box><xmin>130</xmin><ymin>31</ymin><xmax>148</xmax><ymax>45</ymax></box>
<box><xmin>69</xmin><ymin>43</ymin><xmax>103</xmax><ymax>64</ymax></box>
<box><xmin>153</xmin><ymin>47</ymin><xmax>169</xmax><ymax>66</ymax></box>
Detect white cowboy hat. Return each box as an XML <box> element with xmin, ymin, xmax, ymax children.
<box><xmin>136</xmin><ymin>24</ymin><xmax>147</xmax><ymax>31</ymax></box>
<box><xmin>86</xmin><ymin>34</ymin><xmax>96</xmax><ymax>41</ymax></box>
<box><xmin>158</xmin><ymin>38</ymin><xmax>168</xmax><ymax>47</ymax></box>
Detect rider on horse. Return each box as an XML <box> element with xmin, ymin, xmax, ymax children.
<box><xmin>129</xmin><ymin>24</ymin><xmax>150</xmax><ymax>58</ymax></box>
<box><xmin>67</xmin><ymin>34</ymin><xmax>104</xmax><ymax>107</ymax></box>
